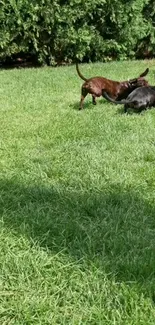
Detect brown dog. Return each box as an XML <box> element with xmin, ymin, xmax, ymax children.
<box><xmin>76</xmin><ymin>63</ymin><xmax>149</xmax><ymax>110</ymax></box>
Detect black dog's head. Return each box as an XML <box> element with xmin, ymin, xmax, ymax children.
<box><xmin>117</xmin><ymin>69</ymin><xmax>149</xmax><ymax>100</ymax></box>
<box><xmin>128</xmin><ymin>67</ymin><xmax>149</xmax><ymax>88</ymax></box>
<box><xmin>128</xmin><ymin>77</ymin><xmax>149</xmax><ymax>89</ymax></box>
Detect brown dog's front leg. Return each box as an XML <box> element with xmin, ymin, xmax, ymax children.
<box><xmin>79</xmin><ymin>96</ymin><xmax>85</xmax><ymax>110</ymax></box>
<box><xmin>79</xmin><ymin>88</ymin><xmax>88</xmax><ymax>110</ymax></box>
<box><xmin>92</xmin><ymin>95</ymin><xmax>97</xmax><ymax>105</ymax></box>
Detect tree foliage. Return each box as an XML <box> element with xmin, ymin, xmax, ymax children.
<box><xmin>0</xmin><ymin>0</ymin><xmax>154</xmax><ymax>65</ymax></box>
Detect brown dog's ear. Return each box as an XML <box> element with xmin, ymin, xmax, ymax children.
<box><xmin>139</xmin><ymin>68</ymin><xmax>149</xmax><ymax>78</ymax></box>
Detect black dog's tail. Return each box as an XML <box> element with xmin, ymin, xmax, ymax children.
<box><xmin>103</xmin><ymin>91</ymin><xmax>127</xmax><ymax>105</ymax></box>
<box><xmin>139</xmin><ymin>67</ymin><xmax>149</xmax><ymax>78</ymax></box>
<box><xmin>76</xmin><ymin>62</ymin><xmax>88</xmax><ymax>81</ymax></box>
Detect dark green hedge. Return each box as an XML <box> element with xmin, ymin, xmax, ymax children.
<box><xmin>0</xmin><ymin>0</ymin><xmax>155</xmax><ymax>65</ymax></box>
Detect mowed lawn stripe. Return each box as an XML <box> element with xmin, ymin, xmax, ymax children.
<box><xmin>0</xmin><ymin>60</ymin><xmax>155</xmax><ymax>324</ymax></box>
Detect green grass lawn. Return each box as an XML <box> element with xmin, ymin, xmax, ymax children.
<box><xmin>1</xmin><ymin>60</ymin><xmax>155</xmax><ymax>324</ymax></box>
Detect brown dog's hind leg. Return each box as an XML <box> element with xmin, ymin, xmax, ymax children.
<box><xmin>92</xmin><ymin>95</ymin><xmax>97</xmax><ymax>105</ymax></box>
<box><xmin>79</xmin><ymin>88</ymin><xmax>88</xmax><ymax>110</ymax></box>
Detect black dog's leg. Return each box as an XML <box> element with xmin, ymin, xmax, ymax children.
<box><xmin>124</xmin><ymin>104</ymin><xmax>128</xmax><ymax>113</ymax></box>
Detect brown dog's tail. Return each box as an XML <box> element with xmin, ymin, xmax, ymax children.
<box><xmin>103</xmin><ymin>91</ymin><xmax>127</xmax><ymax>105</ymax></box>
<box><xmin>139</xmin><ymin>68</ymin><xmax>149</xmax><ymax>78</ymax></box>
<box><xmin>76</xmin><ymin>62</ymin><xmax>88</xmax><ymax>81</ymax></box>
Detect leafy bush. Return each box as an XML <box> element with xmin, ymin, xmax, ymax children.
<box><xmin>0</xmin><ymin>0</ymin><xmax>154</xmax><ymax>65</ymax></box>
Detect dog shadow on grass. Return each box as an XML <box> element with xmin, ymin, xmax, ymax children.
<box><xmin>70</xmin><ymin>101</ymin><xmax>143</xmax><ymax>115</ymax></box>
<box><xmin>70</xmin><ymin>99</ymin><xmax>107</xmax><ymax>111</ymax></box>
<box><xmin>1</xmin><ymin>178</ymin><xmax>155</xmax><ymax>295</ymax></box>
<box><xmin>115</xmin><ymin>106</ymin><xmax>154</xmax><ymax>116</ymax></box>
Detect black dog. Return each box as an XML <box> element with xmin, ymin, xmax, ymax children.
<box><xmin>103</xmin><ymin>86</ymin><xmax>155</xmax><ymax>113</ymax></box>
